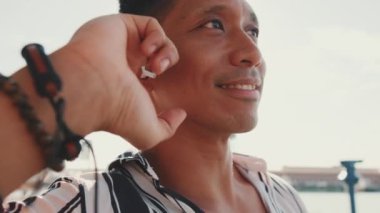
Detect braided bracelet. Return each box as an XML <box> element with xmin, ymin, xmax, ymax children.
<box><xmin>0</xmin><ymin>44</ymin><xmax>83</xmax><ymax>171</ymax></box>
<box><xmin>21</xmin><ymin>43</ymin><xmax>83</xmax><ymax>165</ymax></box>
<box><xmin>22</xmin><ymin>44</ymin><xmax>97</xmax><ymax>211</ymax></box>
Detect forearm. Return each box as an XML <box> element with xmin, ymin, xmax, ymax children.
<box><xmin>0</xmin><ymin>45</ymin><xmax>105</xmax><ymax>196</ymax></box>
<box><xmin>0</xmin><ymin>77</ymin><xmax>45</xmax><ymax>195</ymax></box>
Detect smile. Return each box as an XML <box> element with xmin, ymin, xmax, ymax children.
<box><xmin>219</xmin><ymin>84</ymin><xmax>257</xmax><ymax>91</ymax></box>
<box><xmin>217</xmin><ymin>83</ymin><xmax>260</xmax><ymax>101</ymax></box>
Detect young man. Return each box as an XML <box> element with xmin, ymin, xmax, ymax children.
<box><xmin>1</xmin><ymin>0</ymin><xmax>307</xmax><ymax>212</ymax></box>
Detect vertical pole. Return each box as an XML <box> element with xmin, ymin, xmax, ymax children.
<box><xmin>341</xmin><ymin>160</ymin><xmax>362</xmax><ymax>213</ymax></box>
<box><xmin>348</xmin><ymin>181</ymin><xmax>356</xmax><ymax>213</ymax></box>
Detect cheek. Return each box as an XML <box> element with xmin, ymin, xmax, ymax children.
<box><xmin>174</xmin><ymin>35</ymin><xmax>225</xmax><ymax>68</ymax></box>
<box><xmin>168</xmin><ymin>48</ymin><xmax>213</xmax><ymax>85</ymax></box>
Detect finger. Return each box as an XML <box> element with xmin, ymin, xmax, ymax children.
<box><xmin>147</xmin><ymin>42</ymin><xmax>179</xmax><ymax>75</ymax></box>
<box><xmin>140</xmin><ymin>26</ymin><xmax>167</xmax><ymax>56</ymax></box>
<box><xmin>157</xmin><ymin>108</ymin><xmax>187</xmax><ymax>142</ymax></box>
<box><xmin>136</xmin><ymin>17</ymin><xmax>179</xmax><ymax>74</ymax></box>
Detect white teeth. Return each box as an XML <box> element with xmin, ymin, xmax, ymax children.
<box><xmin>220</xmin><ymin>84</ymin><xmax>256</xmax><ymax>90</ymax></box>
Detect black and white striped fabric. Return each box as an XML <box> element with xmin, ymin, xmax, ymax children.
<box><xmin>4</xmin><ymin>152</ymin><xmax>307</xmax><ymax>212</ymax></box>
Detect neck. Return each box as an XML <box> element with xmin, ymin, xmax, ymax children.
<box><xmin>143</xmin><ymin>121</ymin><xmax>241</xmax><ymax>210</ymax></box>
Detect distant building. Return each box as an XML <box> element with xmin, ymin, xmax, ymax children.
<box><xmin>272</xmin><ymin>166</ymin><xmax>380</xmax><ymax>192</ymax></box>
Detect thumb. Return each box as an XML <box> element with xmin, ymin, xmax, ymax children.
<box><xmin>158</xmin><ymin>108</ymin><xmax>187</xmax><ymax>136</ymax></box>
<box><xmin>142</xmin><ymin>108</ymin><xmax>186</xmax><ymax>150</ymax></box>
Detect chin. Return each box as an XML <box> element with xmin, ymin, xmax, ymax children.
<box><xmin>236</xmin><ymin>123</ymin><xmax>257</xmax><ymax>133</ymax></box>
<box><xmin>231</xmin><ymin>117</ymin><xmax>258</xmax><ymax>133</ymax></box>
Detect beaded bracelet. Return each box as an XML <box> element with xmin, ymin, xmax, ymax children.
<box><xmin>0</xmin><ymin>73</ymin><xmax>64</xmax><ymax>170</ymax></box>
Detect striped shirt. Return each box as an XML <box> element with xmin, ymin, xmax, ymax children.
<box><xmin>4</xmin><ymin>152</ymin><xmax>307</xmax><ymax>212</ymax></box>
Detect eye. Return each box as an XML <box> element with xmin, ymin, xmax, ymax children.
<box><xmin>247</xmin><ymin>28</ymin><xmax>259</xmax><ymax>38</ymax></box>
<box><xmin>203</xmin><ymin>19</ymin><xmax>225</xmax><ymax>31</ymax></box>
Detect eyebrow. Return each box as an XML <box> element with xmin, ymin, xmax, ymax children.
<box><xmin>189</xmin><ymin>4</ymin><xmax>259</xmax><ymax>25</ymax></box>
<box><xmin>249</xmin><ymin>11</ymin><xmax>259</xmax><ymax>26</ymax></box>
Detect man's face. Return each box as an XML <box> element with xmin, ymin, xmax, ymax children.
<box><xmin>150</xmin><ymin>0</ymin><xmax>266</xmax><ymax>134</ymax></box>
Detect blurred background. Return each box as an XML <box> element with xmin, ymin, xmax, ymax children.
<box><xmin>1</xmin><ymin>0</ymin><xmax>379</xmax><ymax>212</ymax></box>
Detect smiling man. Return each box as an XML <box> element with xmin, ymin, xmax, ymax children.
<box><xmin>1</xmin><ymin>0</ymin><xmax>307</xmax><ymax>212</ymax></box>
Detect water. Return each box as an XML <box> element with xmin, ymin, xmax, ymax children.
<box><xmin>299</xmin><ymin>192</ymin><xmax>380</xmax><ymax>213</ymax></box>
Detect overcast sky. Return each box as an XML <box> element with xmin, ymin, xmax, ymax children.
<box><xmin>1</xmin><ymin>0</ymin><xmax>379</xmax><ymax>170</ymax></box>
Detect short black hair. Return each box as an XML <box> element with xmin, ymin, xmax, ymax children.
<box><xmin>119</xmin><ymin>0</ymin><xmax>175</xmax><ymax>21</ymax></box>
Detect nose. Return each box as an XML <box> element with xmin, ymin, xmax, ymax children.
<box><xmin>229</xmin><ymin>31</ymin><xmax>263</xmax><ymax>68</ymax></box>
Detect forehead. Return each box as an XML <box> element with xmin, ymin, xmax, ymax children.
<box><xmin>165</xmin><ymin>0</ymin><xmax>258</xmax><ymax>24</ymax></box>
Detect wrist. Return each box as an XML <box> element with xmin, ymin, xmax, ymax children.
<box><xmin>52</xmin><ymin>43</ymin><xmax>118</xmax><ymax>134</ymax></box>
<box><xmin>39</xmin><ymin>44</ymin><xmax>108</xmax><ymax>136</ymax></box>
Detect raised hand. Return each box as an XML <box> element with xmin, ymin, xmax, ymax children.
<box><xmin>64</xmin><ymin>14</ymin><xmax>186</xmax><ymax>149</ymax></box>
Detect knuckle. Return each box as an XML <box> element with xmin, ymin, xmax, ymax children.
<box><xmin>154</xmin><ymin>30</ymin><xmax>166</xmax><ymax>42</ymax></box>
<box><xmin>148</xmin><ymin>16</ymin><xmax>159</xmax><ymax>24</ymax></box>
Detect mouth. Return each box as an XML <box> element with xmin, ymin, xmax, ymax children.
<box><xmin>218</xmin><ymin>83</ymin><xmax>257</xmax><ymax>91</ymax></box>
<box><xmin>216</xmin><ymin>82</ymin><xmax>261</xmax><ymax>101</ymax></box>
